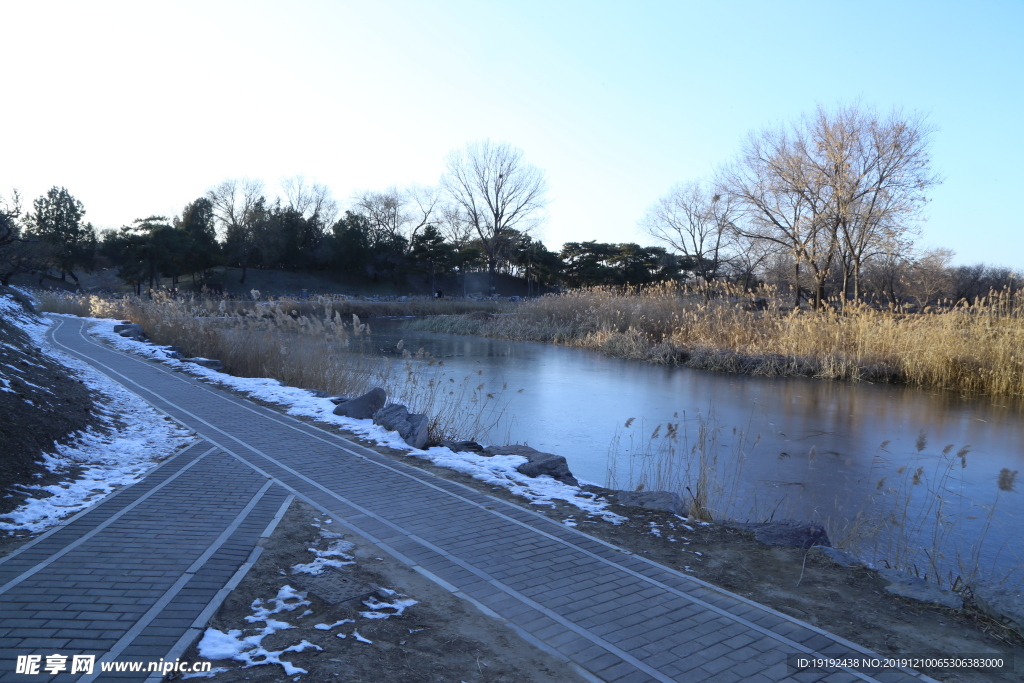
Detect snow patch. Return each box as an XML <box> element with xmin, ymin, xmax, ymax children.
<box><xmin>359</xmin><ymin>595</ymin><xmax>418</xmax><ymax>620</ymax></box>
<box><xmin>0</xmin><ymin>303</ymin><xmax>192</xmax><ymax>535</ymax></box>
<box><xmin>197</xmin><ymin>585</ymin><xmax>321</xmax><ymax>675</ymax></box>
<box><xmin>82</xmin><ymin>314</ymin><xmax>626</xmax><ymax>524</ymax></box>
<box><xmin>314</xmin><ymin>619</ymin><xmax>355</xmax><ymax>631</ymax></box>
<box><xmin>291</xmin><ymin>529</ymin><xmax>356</xmax><ymax>576</ymax></box>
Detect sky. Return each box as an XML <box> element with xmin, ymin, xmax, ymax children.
<box><xmin>2</xmin><ymin>0</ymin><xmax>1022</xmax><ymax>267</ymax></box>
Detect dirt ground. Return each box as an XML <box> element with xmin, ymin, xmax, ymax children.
<box><xmin>174</xmin><ymin>499</ymin><xmax>586</xmax><ymax>683</ymax></box>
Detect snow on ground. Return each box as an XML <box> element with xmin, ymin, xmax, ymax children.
<box><xmin>291</xmin><ymin>525</ymin><xmax>355</xmax><ymax>575</ymax></box>
<box><xmin>197</xmin><ymin>585</ymin><xmax>321</xmax><ymax>676</ymax></box>
<box><xmin>360</xmin><ymin>594</ymin><xmax>418</xmax><ymax>620</ymax></box>
<box><xmin>82</xmin><ymin>315</ymin><xmax>627</xmax><ymax>524</ymax></box>
<box><xmin>0</xmin><ymin>299</ymin><xmax>193</xmax><ymax>535</ymax></box>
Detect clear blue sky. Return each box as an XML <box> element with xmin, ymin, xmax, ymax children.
<box><xmin>2</xmin><ymin>0</ymin><xmax>1021</xmax><ymax>267</ymax></box>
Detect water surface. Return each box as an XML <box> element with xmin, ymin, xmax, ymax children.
<box><xmin>357</xmin><ymin>319</ymin><xmax>1023</xmax><ymax>581</ymax></box>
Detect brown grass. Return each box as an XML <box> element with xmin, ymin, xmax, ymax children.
<box><xmin>34</xmin><ymin>292</ymin><xmax>510</xmax><ymax>441</ymax></box>
<box><xmin>606</xmin><ymin>411</ymin><xmax>756</xmax><ymax>523</ymax></box>
<box><xmin>411</xmin><ymin>283</ymin><xmax>1024</xmax><ymax>396</ymax></box>
<box><xmin>608</xmin><ymin>412</ymin><xmax>1021</xmax><ymax>587</ymax></box>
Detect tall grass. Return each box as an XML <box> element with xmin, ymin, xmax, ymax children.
<box><xmin>607</xmin><ymin>411</ymin><xmax>1022</xmax><ymax>588</ymax></box>
<box><xmin>34</xmin><ymin>291</ymin><xmax>510</xmax><ymax>441</ymax></box>
<box><xmin>834</xmin><ymin>438</ymin><xmax>1022</xmax><ymax>589</ymax></box>
<box><xmin>606</xmin><ymin>411</ymin><xmax>758</xmax><ymax>522</ymax></box>
<box><xmin>411</xmin><ymin>282</ymin><xmax>1024</xmax><ymax>397</ymax></box>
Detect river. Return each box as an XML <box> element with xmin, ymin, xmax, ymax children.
<box><xmin>354</xmin><ymin>319</ymin><xmax>1024</xmax><ymax>583</ymax></box>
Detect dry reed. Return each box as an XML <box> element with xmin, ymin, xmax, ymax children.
<box><xmin>608</xmin><ymin>410</ymin><xmax>1021</xmax><ymax>588</ymax></box>
<box><xmin>606</xmin><ymin>411</ymin><xmax>757</xmax><ymax>522</ymax></box>
<box><xmin>33</xmin><ymin>291</ymin><xmax>509</xmax><ymax>441</ymax></box>
<box><xmin>831</xmin><ymin>438</ymin><xmax>1022</xmax><ymax>588</ymax></box>
<box><xmin>411</xmin><ymin>282</ymin><xmax>1024</xmax><ymax>397</ymax></box>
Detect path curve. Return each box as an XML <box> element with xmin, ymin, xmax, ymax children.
<box><xmin>0</xmin><ymin>316</ymin><xmax>940</xmax><ymax>682</ymax></box>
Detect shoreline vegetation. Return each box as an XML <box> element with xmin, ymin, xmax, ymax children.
<box><xmin>608</xmin><ymin>410</ymin><xmax>1021</xmax><ymax>588</ymax></box>
<box><xmin>407</xmin><ymin>282</ymin><xmax>1024</xmax><ymax>398</ymax></box>
<box><xmin>33</xmin><ymin>291</ymin><xmax>514</xmax><ymax>442</ymax></box>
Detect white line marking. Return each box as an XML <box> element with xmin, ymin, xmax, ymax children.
<box><xmin>0</xmin><ymin>447</ymin><xmax>217</xmax><ymax>597</ymax></box>
<box><xmin>0</xmin><ymin>439</ymin><xmax>208</xmax><ymax>566</ymax></box>
<box><xmin>78</xmin><ymin>480</ymin><xmax>277</xmax><ymax>683</ymax></box>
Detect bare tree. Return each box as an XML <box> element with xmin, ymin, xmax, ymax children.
<box><xmin>442</xmin><ymin>140</ymin><xmax>548</xmax><ymax>292</ymax></box>
<box><xmin>902</xmin><ymin>247</ymin><xmax>954</xmax><ymax>309</ymax></box>
<box><xmin>436</xmin><ymin>201</ymin><xmax>474</xmax><ymax>248</ymax></box>
<box><xmin>280</xmin><ymin>175</ymin><xmax>339</xmax><ymax>227</ymax></box>
<box><xmin>723</xmin><ymin>104</ymin><xmax>937</xmax><ymax>309</ymax></box>
<box><xmin>406</xmin><ymin>185</ymin><xmax>441</xmax><ymax>247</ymax></box>
<box><xmin>351</xmin><ymin>185</ymin><xmax>439</xmax><ymax>250</ymax></box>
<box><xmin>641</xmin><ymin>179</ymin><xmax>737</xmax><ymax>294</ymax></box>
<box><xmin>727</xmin><ymin>231</ymin><xmax>782</xmax><ymax>291</ymax></box>
<box><xmin>207</xmin><ymin>178</ymin><xmax>265</xmax><ymax>238</ymax></box>
<box><xmin>207</xmin><ymin>178</ymin><xmax>266</xmax><ymax>283</ymax></box>
<box><xmin>810</xmin><ymin>106</ymin><xmax>938</xmax><ymax>302</ymax></box>
<box><xmin>722</xmin><ymin>122</ymin><xmax>842</xmax><ymax>309</ymax></box>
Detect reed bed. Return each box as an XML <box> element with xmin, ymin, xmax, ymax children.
<box><xmin>43</xmin><ymin>293</ymin><xmax>508</xmax><ymax>319</ymax></box>
<box><xmin>411</xmin><ymin>283</ymin><xmax>1024</xmax><ymax>397</ymax></box>
<box><xmin>606</xmin><ymin>411</ymin><xmax>757</xmax><ymax>523</ymax></box>
<box><xmin>34</xmin><ymin>291</ymin><xmax>510</xmax><ymax>441</ymax></box>
<box><xmin>832</xmin><ymin>437</ymin><xmax>1022</xmax><ymax>589</ymax></box>
<box><xmin>607</xmin><ymin>412</ymin><xmax>1021</xmax><ymax>588</ymax></box>
<box><xmin>263</xmin><ymin>296</ymin><xmax>511</xmax><ymax>319</ymax></box>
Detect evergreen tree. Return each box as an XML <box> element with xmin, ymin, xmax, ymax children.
<box><xmin>410</xmin><ymin>225</ymin><xmax>456</xmax><ymax>294</ymax></box>
<box><xmin>176</xmin><ymin>197</ymin><xmax>221</xmax><ymax>283</ymax></box>
<box><xmin>29</xmin><ymin>186</ymin><xmax>96</xmax><ymax>284</ymax></box>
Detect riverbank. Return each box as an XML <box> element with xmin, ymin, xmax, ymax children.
<box><xmin>185</xmin><ymin>392</ymin><xmax>1024</xmax><ymax>683</ymax></box>
<box><xmin>9</xmin><ymin>303</ymin><xmax>1020</xmax><ymax>680</ymax></box>
<box><xmin>55</xmin><ymin>309</ymin><xmax>1022</xmax><ymax>681</ymax></box>
<box><xmin>0</xmin><ymin>288</ymin><xmax>192</xmax><ymax>529</ymax></box>
<box><xmin>407</xmin><ymin>285</ymin><xmax>1024</xmax><ymax>397</ymax></box>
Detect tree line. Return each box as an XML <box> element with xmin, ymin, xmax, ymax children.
<box><xmin>2</xmin><ymin>114</ymin><xmax>1017</xmax><ymax>305</ymax></box>
<box><xmin>0</xmin><ymin>141</ymin><xmax>713</xmax><ymax>295</ymax></box>
<box><xmin>639</xmin><ymin>103</ymin><xmax>1016</xmax><ymax>308</ymax></box>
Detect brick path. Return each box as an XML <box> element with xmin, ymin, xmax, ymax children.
<box><xmin>0</xmin><ymin>316</ymin><xmax>944</xmax><ymax>682</ymax></box>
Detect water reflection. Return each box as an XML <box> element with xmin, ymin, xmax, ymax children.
<box><xmin>355</xmin><ymin>319</ymin><xmax>1023</xmax><ymax>581</ymax></box>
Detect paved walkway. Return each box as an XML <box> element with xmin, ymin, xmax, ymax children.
<box><xmin>0</xmin><ymin>316</ymin><xmax>941</xmax><ymax>682</ymax></box>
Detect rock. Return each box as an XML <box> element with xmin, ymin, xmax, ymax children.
<box><xmin>972</xmin><ymin>581</ymin><xmax>1024</xmax><ymax>637</ymax></box>
<box><xmin>484</xmin><ymin>445</ymin><xmax>535</xmax><ymax>456</ymax></box>
<box><xmin>611</xmin><ymin>490</ymin><xmax>687</xmax><ymax>515</ymax></box>
<box><xmin>328</xmin><ymin>396</ymin><xmax>351</xmax><ymax>405</ymax></box>
<box><xmin>113</xmin><ymin>322</ymin><xmax>134</xmax><ymax>332</ymax></box>
<box><xmin>184</xmin><ymin>357</ymin><xmax>223</xmax><ymax>370</ymax></box>
<box><xmin>440</xmin><ymin>440</ymin><xmax>484</xmax><ymax>453</ymax></box>
<box><xmin>373</xmin><ymin>403</ymin><xmax>429</xmax><ymax>449</ymax></box>
<box><xmin>484</xmin><ymin>445</ymin><xmax>579</xmax><ymax>487</ymax></box>
<box><xmin>116</xmin><ymin>323</ymin><xmax>145</xmax><ymax>339</ymax></box>
<box><xmin>333</xmin><ymin>388</ymin><xmax>386</xmax><ymax>419</ymax></box>
<box><xmin>730</xmin><ymin>520</ymin><xmax>831</xmax><ymax>549</ymax></box>
<box><xmin>877</xmin><ymin>569</ymin><xmax>963</xmax><ymax>610</ymax></box>
<box><xmin>807</xmin><ymin>546</ymin><xmax>864</xmax><ymax>567</ymax></box>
